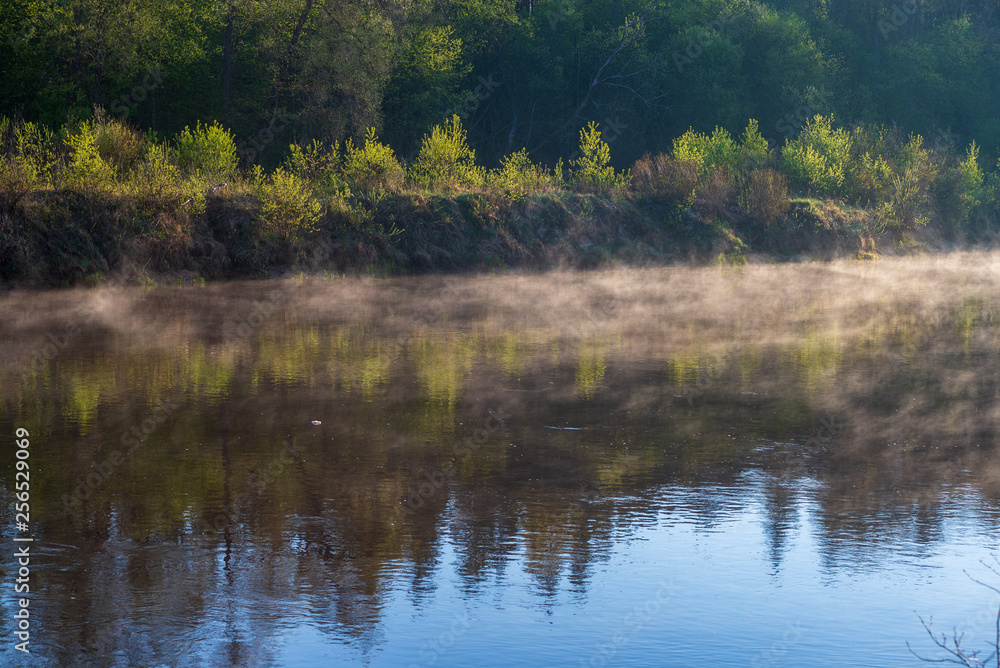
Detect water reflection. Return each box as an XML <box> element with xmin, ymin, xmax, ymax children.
<box><xmin>3</xmin><ymin>254</ymin><xmax>1000</xmax><ymax>665</ymax></box>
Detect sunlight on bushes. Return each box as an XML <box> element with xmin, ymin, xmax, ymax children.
<box><xmin>93</xmin><ymin>109</ymin><xmax>147</xmax><ymax>173</ymax></box>
<box><xmin>0</xmin><ymin>118</ymin><xmax>54</xmax><ymax>208</ymax></box>
<box><xmin>342</xmin><ymin>128</ymin><xmax>403</xmax><ymax>193</ymax></box>
<box><xmin>410</xmin><ymin>115</ymin><xmax>484</xmax><ymax>191</ymax></box>
<box><xmin>879</xmin><ymin>167</ymin><xmax>931</xmax><ymax>234</ymax></box>
<box><xmin>175</xmin><ymin>121</ymin><xmax>237</xmax><ymax>179</ymax></box>
<box><xmin>571</xmin><ymin>122</ymin><xmax>630</xmax><ymax>196</ymax></box>
<box><xmin>487</xmin><ymin>148</ymin><xmax>558</xmax><ymax>200</ymax></box>
<box><xmin>781</xmin><ymin>115</ymin><xmax>848</xmax><ymax>195</ymax></box>
<box><xmin>738</xmin><ymin>120</ymin><xmax>769</xmax><ymax>172</ymax></box>
<box><xmin>259</xmin><ymin>167</ymin><xmax>322</xmax><ymax>240</ymax></box>
<box><xmin>64</xmin><ymin>120</ymin><xmax>116</xmax><ymax>189</ymax></box>
<box><xmin>127</xmin><ymin>144</ymin><xmax>180</xmax><ymax>199</ymax></box>
<box><xmin>673</xmin><ymin>120</ymin><xmax>770</xmax><ymax>180</ymax></box>
<box><xmin>954</xmin><ymin>141</ymin><xmax>986</xmax><ymax>219</ymax></box>
<box><xmin>2</xmin><ymin>104</ymin><xmax>999</xmax><ymax>282</ymax></box>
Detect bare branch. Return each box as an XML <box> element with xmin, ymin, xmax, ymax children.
<box><xmin>531</xmin><ymin>10</ymin><xmax>667</xmax><ymax>153</ymax></box>
<box><xmin>910</xmin><ymin>612</ymin><xmax>996</xmax><ymax>667</ymax></box>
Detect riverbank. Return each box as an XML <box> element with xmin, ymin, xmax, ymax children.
<box><xmin>2</xmin><ymin>113</ymin><xmax>996</xmax><ymax>287</ymax></box>
<box><xmin>1</xmin><ymin>185</ymin><xmax>996</xmax><ymax>289</ymax></box>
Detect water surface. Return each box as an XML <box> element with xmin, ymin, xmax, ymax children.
<box><xmin>4</xmin><ymin>254</ymin><xmax>1000</xmax><ymax>666</ymax></box>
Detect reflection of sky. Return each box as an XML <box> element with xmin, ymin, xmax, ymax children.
<box><xmin>6</xmin><ymin>265</ymin><xmax>1000</xmax><ymax>667</ymax></box>
<box><xmin>3</xmin><ymin>475</ymin><xmax>997</xmax><ymax>666</ymax></box>
<box><xmin>269</xmin><ymin>480</ymin><xmax>999</xmax><ymax>667</ymax></box>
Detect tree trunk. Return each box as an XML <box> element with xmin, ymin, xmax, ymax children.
<box><xmin>268</xmin><ymin>0</ymin><xmax>314</xmax><ymax>115</ymax></box>
<box><xmin>868</xmin><ymin>2</ymin><xmax>881</xmax><ymax>72</ymax></box>
<box><xmin>221</xmin><ymin>2</ymin><xmax>236</xmax><ymax>125</ymax></box>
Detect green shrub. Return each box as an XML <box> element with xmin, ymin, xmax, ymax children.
<box><xmin>895</xmin><ymin>133</ymin><xmax>931</xmax><ymax>174</ymax></box>
<box><xmin>64</xmin><ymin>120</ymin><xmax>116</xmax><ymax>188</ymax></box>
<box><xmin>782</xmin><ymin>143</ymin><xmax>844</xmax><ymax>195</ymax></box>
<box><xmin>738</xmin><ymin>120</ymin><xmax>770</xmax><ymax>172</ymax></box>
<box><xmin>487</xmin><ymin>148</ymin><xmax>557</xmax><ymax>200</ymax></box>
<box><xmin>883</xmin><ymin>133</ymin><xmax>936</xmax><ymax>233</ymax></box>
<box><xmin>933</xmin><ymin>141</ymin><xmax>985</xmax><ymax>227</ymax></box>
<box><xmin>780</xmin><ymin>114</ymin><xmax>849</xmax><ymax>196</ymax></box>
<box><xmin>848</xmin><ymin>150</ymin><xmax>893</xmax><ymax>204</ymax></box>
<box><xmin>674</xmin><ymin>126</ymin><xmax>737</xmax><ymax>177</ymax></box>
<box><xmin>128</xmin><ymin>143</ymin><xmax>180</xmax><ymax>198</ymax></box>
<box><xmin>410</xmin><ymin>115</ymin><xmax>484</xmax><ymax>191</ymax></box>
<box><xmin>342</xmin><ymin>128</ymin><xmax>404</xmax><ymax>193</ymax></box>
<box><xmin>9</xmin><ymin>120</ymin><xmax>55</xmax><ymax>184</ymax></box>
<box><xmin>286</xmin><ymin>139</ymin><xmax>337</xmax><ymax>180</ymax></box>
<box><xmin>178</xmin><ymin>176</ymin><xmax>208</xmax><ymax>216</ymax></box>
<box><xmin>93</xmin><ymin>109</ymin><xmax>147</xmax><ymax>174</ymax></box>
<box><xmin>957</xmin><ymin>142</ymin><xmax>986</xmax><ymax>206</ymax></box>
<box><xmin>0</xmin><ymin>118</ymin><xmax>55</xmax><ymax>207</ymax></box>
<box><xmin>570</xmin><ymin>122</ymin><xmax>630</xmax><ymax>196</ymax></box>
<box><xmin>259</xmin><ymin>167</ymin><xmax>322</xmax><ymax>240</ymax></box>
<box><xmin>630</xmin><ymin>153</ymin><xmax>698</xmax><ymax>203</ymax></box>
<box><xmin>285</xmin><ymin>139</ymin><xmax>349</xmax><ymax>198</ymax></box>
<box><xmin>840</xmin><ymin>125</ymin><xmax>894</xmax><ymax>204</ymax></box>
<box><xmin>240</xmin><ymin>163</ymin><xmax>266</xmax><ymax>192</ymax></box>
<box><xmin>878</xmin><ymin>165</ymin><xmax>930</xmax><ymax>234</ymax></box>
<box><xmin>674</xmin><ymin>120</ymin><xmax>769</xmax><ymax>179</ymax></box>
<box><xmin>175</xmin><ymin>121</ymin><xmax>237</xmax><ymax>179</ymax></box>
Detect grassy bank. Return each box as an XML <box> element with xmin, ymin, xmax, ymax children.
<box><xmin>1</xmin><ymin>112</ymin><xmax>998</xmax><ymax>286</ymax></box>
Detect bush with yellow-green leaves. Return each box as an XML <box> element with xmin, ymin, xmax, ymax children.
<box><xmin>409</xmin><ymin>115</ymin><xmax>485</xmax><ymax>191</ymax></box>
<box><xmin>570</xmin><ymin>122</ymin><xmax>630</xmax><ymax>196</ymax></box>
<box><xmin>259</xmin><ymin>167</ymin><xmax>322</xmax><ymax>241</ymax></box>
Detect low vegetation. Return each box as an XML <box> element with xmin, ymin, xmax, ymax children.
<box><xmin>0</xmin><ymin>109</ymin><xmax>997</xmax><ymax>285</ymax></box>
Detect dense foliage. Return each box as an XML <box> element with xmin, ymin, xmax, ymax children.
<box><xmin>2</xmin><ymin>0</ymin><xmax>1000</xmax><ymax>282</ymax></box>
<box><xmin>2</xmin><ymin>0</ymin><xmax>999</xmax><ymax>168</ymax></box>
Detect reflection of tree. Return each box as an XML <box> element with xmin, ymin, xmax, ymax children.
<box><xmin>451</xmin><ymin>486</ymin><xmax>520</xmax><ymax>592</ymax></box>
<box><xmin>9</xmin><ymin>276</ymin><xmax>1000</xmax><ymax>662</ymax></box>
<box><xmin>761</xmin><ymin>477</ymin><xmax>798</xmax><ymax>573</ymax></box>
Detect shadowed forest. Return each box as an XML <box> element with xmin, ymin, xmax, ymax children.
<box><xmin>2</xmin><ymin>0</ymin><xmax>1000</xmax><ymax>282</ymax></box>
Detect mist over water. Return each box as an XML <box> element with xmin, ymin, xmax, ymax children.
<box><xmin>4</xmin><ymin>253</ymin><xmax>1000</xmax><ymax>666</ymax></box>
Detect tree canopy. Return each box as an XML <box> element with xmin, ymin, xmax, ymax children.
<box><xmin>2</xmin><ymin>0</ymin><xmax>998</xmax><ymax>168</ymax></box>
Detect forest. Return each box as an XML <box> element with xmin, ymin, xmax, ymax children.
<box><xmin>1</xmin><ymin>0</ymin><xmax>999</xmax><ymax>281</ymax></box>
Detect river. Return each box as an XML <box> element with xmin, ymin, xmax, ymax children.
<box><xmin>3</xmin><ymin>253</ymin><xmax>1000</xmax><ymax>666</ymax></box>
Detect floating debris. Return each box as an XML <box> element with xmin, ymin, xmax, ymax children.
<box><xmin>311</xmin><ymin>420</ymin><xmax>322</xmax><ymax>426</ymax></box>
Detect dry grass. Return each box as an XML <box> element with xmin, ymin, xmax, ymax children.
<box><xmin>697</xmin><ymin>166</ymin><xmax>735</xmax><ymax>221</ymax></box>
<box><xmin>738</xmin><ymin>168</ymin><xmax>790</xmax><ymax>225</ymax></box>
<box><xmin>630</xmin><ymin>153</ymin><xmax>698</xmax><ymax>204</ymax></box>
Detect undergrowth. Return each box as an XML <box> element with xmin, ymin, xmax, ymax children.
<box><xmin>0</xmin><ymin>108</ymin><xmax>997</xmax><ymax>285</ymax></box>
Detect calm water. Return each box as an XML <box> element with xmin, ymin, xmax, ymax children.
<box><xmin>4</xmin><ymin>255</ymin><xmax>1000</xmax><ymax>666</ymax></box>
